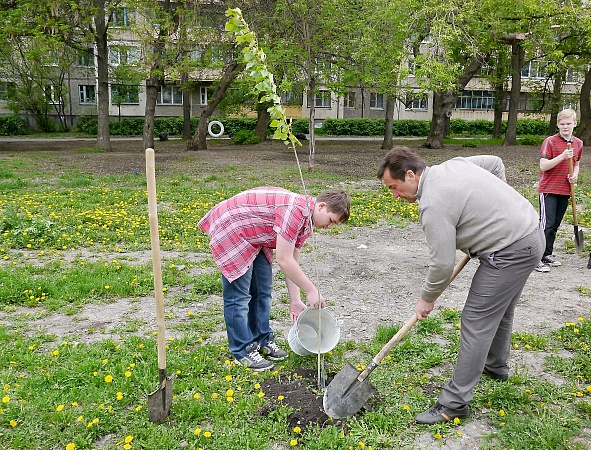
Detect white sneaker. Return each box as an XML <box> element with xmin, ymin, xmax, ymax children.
<box><xmin>535</xmin><ymin>261</ymin><xmax>550</xmax><ymax>273</ymax></box>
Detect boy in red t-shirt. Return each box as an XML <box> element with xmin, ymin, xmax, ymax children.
<box><xmin>536</xmin><ymin>108</ymin><xmax>583</xmax><ymax>272</ymax></box>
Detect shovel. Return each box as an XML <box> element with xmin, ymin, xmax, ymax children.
<box><xmin>146</xmin><ymin>148</ymin><xmax>176</xmax><ymax>424</ymax></box>
<box><xmin>323</xmin><ymin>254</ymin><xmax>470</xmax><ymax>419</ymax></box>
<box><xmin>567</xmin><ymin>145</ymin><xmax>584</xmax><ymax>253</ymax></box>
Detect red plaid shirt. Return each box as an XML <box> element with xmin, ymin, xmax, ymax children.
<box><xmin>198</xmin><ymin>187</ymin><xmax>315</xmax><ymax>282</ymax></box>
<box><xmin>538</xmin><ymin>133</ymin><xmax>583</xmax><ymax>195</ymax></box>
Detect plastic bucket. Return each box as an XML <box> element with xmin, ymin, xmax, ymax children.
<box><xmin>288</xmin><ymin>308</ymin><xmax>340</xmax><ymax>356</ymax></box>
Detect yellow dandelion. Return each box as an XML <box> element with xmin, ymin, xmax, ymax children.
<box><xmin>66</xmin><ymin>444</ymin><xmax>76</xmax><ymax>450</ymax></box>
<box><xmin>226</xmin><ymin>389</ymin><xmax>234</xmax><ymax>397</ymax></box>
<box><xmin>116</xmin><ymin>392</ymin><xmax>123</xmax><ymax>400</ymax></box>
<box><xmin>71</xmin><ymin>402</ymin><xmax>78</xmax><ymax>407</ymax></box>
<box><xmin>2</xmin><ymin>396</ymin><xmax>9</xmax><ymax>403</ymax></box>
<box><xmin>204</xmin><ymin>431</ymin><xmax>211</xmax><ymax>438</ymax></box>
<box><xmin>227</xmin><ymin>396</ymin><xmax>234</xmax><ymax>402</ymax></box>
<box><xmin>225</xmin><ymin>375</ymin><xmax>232</xmax><ymax>381</ymax></box>
<box><xmin>290</xmin><ymin>439</ymin><xmax>298</xmax><ymax>446</ymax></box>
<box><xmin>193</xmin><ymin>393</ymin><xmax>201</xmax><ymax>400</ymax></box>
<box><xmin>453</xmin><ymin>417</ymin><xmax>460</xmax><ymax>424</ymax></box>
<box><xmin>358</xmin><ymin>442</ymin><xmax>365</xmax><ymax>449</ymax></box>
<box><xmin>9</xmin><ymin>420</ymin><xmax>17</xmax><ymax>427</ymax></box>
<box><xmin>258</xmin><ymin>391</ymin><xmax>265</xmax><ymax>398</ymax></box>
<box><xmin>499</xmin><ymin>409</ymin><xmax>505</xmax><ymax>417</ymax></box>
<box><xmin>124</xmin><ymin>436</ymin><xmax>133</xmax><ymax>443</ymax></box>
<box><xmin>194</xmin><ymin>428</ymin><xmax>201</xmax><ymax>435</ymax></box>
<box><xmin>434</xmin><ymin>433</ymin><xmax>442</xmax><ymax>439</ymax></box>
<box><xmin>104</xmin><ymin>375</ymin><xmax>113</xmax><ymax>383</ymax></box>
<box><xmin>254</xmin><ymin>383</ymin><xmax>261</xmax><ymax>389</ymax></box>
<box><xmin>125</xmin><ymin>371</ymin><xmax>132</xmax><ymax>378</ymax></box>
<box><xmin>77</xmin><ymin>415</ymin><xmax>84</xmax><ymax>422</ymax></box>
<box><xmin>123</xmin><ymin>445</ymin><xmax>131</xmax><ymax>450</ymax></box>
<box><xmin>457</xmin><ymin>431</ymin><xmax>463</xmax><ymax>436</ymax></box>
<box><xmin>403</xmin><ymin>405</ymin><xmax>410</xmax><ymax>411</ymax></box>
<box><xmin>56</xmin><ymin>404</ymin><xmax>64</xmax><ymax>412</ymax></box>
<box><xmin>212</xmin><ymin>393</ymin><xmax>219</xmax><ymax>399</ymax></box>
<box><xmin>278</xmin><ymin>395</ymin><xmax>285</xmax><ymax>401</ymax></box>
<box><xmin>293</xmin><ymin>426</ymin><xmax>301</xmax><ymax>433</ymax></box>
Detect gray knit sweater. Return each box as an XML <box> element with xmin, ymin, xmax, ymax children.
<box><xmin>416</xmin><ymin>155</ymin><xmax>539</xmax><ymax>302</ymax></box>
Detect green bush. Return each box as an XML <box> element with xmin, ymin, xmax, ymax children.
<box><xmin>0</xmin><ymin>115</ymin><xmax>29</xmax><ymax>135</ymax></box>
<box><xmin>231</xmin><ymin>129</ymin><xmax>260</xmax><ymax>144</ymax></box>
<box><xmin>519</xmin><ymin>135</ymin><xmax>544</xmax><ymax>145</ymax></box>
<box><xmin>291</xmin><ymin>118</ymin><xmax>309</xmax><ymax>134</ymax></box>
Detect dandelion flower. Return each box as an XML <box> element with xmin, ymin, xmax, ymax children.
<box><xmin>124</xmin><ymin>371</ymin><xmax>132</xmax><ymax>378</ymax></box>
<box><xmin>499</xmin><ymin>409</ymin><xmax>505</xmax><ymax>417</ymax></box>
<box><xmin>194</xmin><ymin>428</ymin><xmax>201</xmax><ymax>435</ymax></box>
<box><xmin>124</xmin><ymin>436</ymin><xmax>133</xmax><ymax>443</ymax></box>
<box><xmin>226</xmin><ymin>389</ymin><xmax>234</xmax><ymax>397</ymax></box>
<box><xmin>203</xmin><ymin>431</ymin><xmax>211</xmax><ymax>438</ymax></box>
<box><xmin>434</xmin><ymin>433</ymin><xmax>442</xmax><ymax>439</ymax></box>
<box><xmin>225</xmin><ymin>375</ymin><xmax>232</xmax><ymax>381</ymax></box>
<box><xmin>193</xmin><ymin>393</ymin><xmax>201</xmax><ymax>400</ymax></box>
<box><xmin>116</xmin><ymin>392</ymin><xmax>124</xmax><ymax>400</ymax></box>
<box><xmin>2</xmin><ymin>396</ymin><xmax>9</xmax><ymax>403</ymax></box>
<box><xmin>104</xmin><ymin>375</ymin><xmax>113</xmax><ymax>383</ymax></box>
<box><xmin>278</xmin><ymin>395</ymin><xmax>284</xmax><ymax>401</ymax></box>
<box><xmin>56</xmin><ymin>404</ymin><xmax>64</xmax><ymax>412</ymax></box>
<box><xmin>254</xmin><ymin>383</ymin><xmax>261</xmax><ymax>389</ymax></box>
<box><xmin>66</xmin><ymin>444</ymin><xmax>76</xmax><ymax>450</ymax></box>
<box><xmin>453</xmin><ymin>417</ymin><xmax>460</xmax><ymax>424</ymax></box>
<box><xmin>9</xmin><ymin>420</ymin><xmax>16</xmax><ymax>427</ymax></box>
<box><xmin>293</xmin><ymin>426</ymin><xmax>301</xmax><ymax>433</ymax></box>
<box><xmin>290</xmin><ymin>439</ymin><xmax>298</xmax><ymax>446</ymax></box>
<box><xmin>258</xmin><ymin>391</ymin><xmax>265</xmax><ymax>398</ymax></box>
<box><xmin>123</xmin><ymin>445</ymin><xmax>131</xmax><ymax>450</ymax></box>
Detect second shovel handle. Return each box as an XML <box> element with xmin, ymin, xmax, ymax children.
<box><xmin>357</xmin><ymin>254</ymin><xmax>471</xmax><ymax>382</ymax></box>
<box><xmin>568</xmin><ymin>156</ymin><xmax>579</xmax><ymax>226</ymax></box>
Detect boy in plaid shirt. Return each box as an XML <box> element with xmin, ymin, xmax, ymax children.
<box><xmin>199</xmin><ymin>187</ymin><xmax>350</xmax><ymax>371</ymax></box>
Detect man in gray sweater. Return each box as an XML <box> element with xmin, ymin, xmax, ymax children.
<box><xmin>377</xmin><ymin>147</ymin><xmax>544</xmax><ymax>424</ymax></box>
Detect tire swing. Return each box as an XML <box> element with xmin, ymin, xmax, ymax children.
<box><xmin>207</xmin><ymin>121</ymin><xmax>224</xmax><ymax>138</ymax></box>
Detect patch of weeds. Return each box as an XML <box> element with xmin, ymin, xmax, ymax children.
<box><xmin>512</xmin><ymin>331</ymin><xmax>550</xmax><ymax>351</ymax></box>
<box><xmin>190</xmin><ymin>272</ymin><xmax>222</xmax><ymax>296</ymax></box>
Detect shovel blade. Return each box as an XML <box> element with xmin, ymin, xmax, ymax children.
<box><xmin>323</xmin><ymin>363</ymin><xmax>377</xmax><ymax>419</ymax></box>
<box><xmin>147</xmin><ymin>373</ymin><xmax>176</xmax><ymax>424</ymax></box>
<box><xmin>574</xmin><ymin>227</ymin><xmax>584</xmax><ymax>253</ymax></box>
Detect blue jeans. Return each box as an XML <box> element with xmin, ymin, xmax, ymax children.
<box><xmin>222</xmin><ymin>251</ymin><xmax>273</xmax><ymax>359</ymax></box>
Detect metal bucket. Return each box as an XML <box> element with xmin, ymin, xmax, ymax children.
<box><xmin>288</xmin><ymin>308</ymin><xmax>340</xmax><ymax>356</ymax></box>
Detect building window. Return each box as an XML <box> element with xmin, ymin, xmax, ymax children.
<box><xmin>111</xmin><ymin>85</ymin><xmax>139</xmax><ymax>104</ymax></box>
<box><xmin>344</xmin><ymin>92</ymin><xmax>356</xmax><ymax>108</ymax></box>
<box><xmin>369</xmin><ymin>93</ymin><xmax>384</xmax><ymax>109</ymax></box>
<box><xmin>307</xmin><ymin>90</ymin><xmax>331</xmax><ymax>108</ymax></box>
<box><xmin>455</xmin><ymin>90</ymin><xmax>494</xmax><ymax>110</ymax></box>
<box><xmin>521</xmin><ymin>60</ymin><xmax>547</xmax><ymax>79</ymax></box>
<box><xmin>78</xmin><ymin>48</ymin><xmax>94</xmax><ymax>67</ymax></box>
<box><xmin>109</xmin><ymin>46</ymin><xmax>139</xmax><ymax>66</ymax></box>
<box><xmin>405</xmin><ymin>95</ymin><xmax>427</xmax><ymax>110</ymax></box>
<box><xmin>158</xmin><ymin>85</ymin><xmax>183</xmax><ymax>105</ymax></box>
<box><xmin>280</xmin><ymin>91</ymin><xmax>303</xmax><ymax>105</ymax></box>
<box><xmin>79</xmin><ymin>85</ymin><xmax>96</xmax><ymax>104</ymax></box>
<box><xmin>200</xmin><ymin>86</ymin><xmax>208</xmax><ymax>105</ymax></box>
<box><xmin>110</xmin><ymin>7</ymin><xmax>131</xmax><ymax>27</ymax></box>
<box><xmin>0</xmin><ymin>81</ymin><xmax>17</xmax><ymax>101</ymax></box>
<box><xmin>45</xmin><ymin>85</ymin><xmax>61</xmax><ymax>104</ymax></box>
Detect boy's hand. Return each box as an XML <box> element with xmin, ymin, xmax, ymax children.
<box><xmin>307</xmin><ymin>291</ymin><xmax>326</xmax><ymax>310</ymax></box>
<box><xmin>562</xmin><ymin>147</ymin><xmax>574</xmax><ymax>159</ymax></box>
<box><xmin>568</xmin><ymin>174</ymin><xmax>577</xmax><ymax>184</ymax></box>
<box><xmin>290</xmin><ymin>299</ymin><xmax>306</xmax><ymax>323</ymax></box>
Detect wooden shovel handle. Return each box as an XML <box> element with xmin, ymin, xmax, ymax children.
<box><xmin>357</xmin><ymin>254</ymin><xmax>471</xmax><ymax>382</ymax></box>
<box><xmin>568</xmin><ymin>154</ymin><xmax>579</xmax><ymax>227</ymax></box>
<box><xmin>146</xmin><ymin>148</ymin><xmax>167</xmax><ymax>373</ymax></box>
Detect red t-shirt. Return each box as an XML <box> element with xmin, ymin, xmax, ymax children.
<box><xmin>538</xmin><ymin>134</ymin><xmax>583</xmax><ymax>195</ymax></box>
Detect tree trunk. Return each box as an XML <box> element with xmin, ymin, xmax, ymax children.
<box><xmin>576</xmin><ymin>66</ymin><xmax>591</xmax><ymax>145</ymax></box>
<box><xmin>143</xmin><ymin>78</ymin><xmax>159</xmax><ymax>150</ymax></box>
<box><xmin>424</xmin><ymin>58</ymin><xmax>484</xmax><ymax>149</ymax></box>
<box><xmin>381</xmin><ymin>95</ymin><xmax>395</xmax><ymax>150</ymax></box>
<box><xmin>94</xmin><ymin>2</ymin><xmax>111</xmax><ymax>151</ymax></box>
<box><xmin>254</xmin><ymin>99</ymin><xmax>271</xmax><ymax>141</ymax></box>
<box><xmin>493</xmin><ymin>81</ymin><xmax>504</xmax><ymax>139</ymax></box>
<box><xmin>548</xmin><ymin>69</ymin><xmax>565</xmax><ymax>135</ymax></box>
<box><xmin>307</xmin><ymin>77</ymin><xmax>316</xmax><ymax>171</ymax></box>
<box><xmin>181</xmin><ymin>72</ymin><xmax>192</xmax><ymax>141</ymax></box>
<box><xmin>503</xmin><ymin>43</ymin><xmax>524</xmax><ymax>146</ymax></box>
<box><xmin>189</xmin><ymin>60</ymin><xmax>244</xmax><ymax>151</ymax></box>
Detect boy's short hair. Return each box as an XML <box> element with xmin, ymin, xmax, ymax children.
<box><xmin>557</xmin><ymin>108</ymin><xmax>577</xmax><ymax>122</ymax></box>
<box><xmin>317</xmin><ymin>189</ymin><xmax>350</xmax><ymax>222</ymax></box>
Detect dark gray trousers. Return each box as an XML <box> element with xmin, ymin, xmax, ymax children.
<box><xmin>438</xmin><ymin>226</ymin><xmax>545</xmax><ymax>408</ymax></box>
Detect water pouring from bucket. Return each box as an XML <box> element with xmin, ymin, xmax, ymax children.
<box><xmin>288</xmin><ymin>308</ymin><xmax>340</xmax><ymax>356</ymax></box>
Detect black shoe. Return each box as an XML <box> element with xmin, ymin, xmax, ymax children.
<box><xmin>414</xmin><ymin>402</ymin><xmax>470</xmax><ymax>424</ymax></box>
<box><xmin>541</xmin><ymin>255</ymin><xmax>561</xmax><ymax>267</ymax></box>
<box><xmin>482</xmin><ymin>367</ymin><xmax>508</xmax><ymax>382</ymax></box>
<box><xmin>587</xmin><ymin>253</ymin><xmax>591</xmax><ymax>270</ymax></box>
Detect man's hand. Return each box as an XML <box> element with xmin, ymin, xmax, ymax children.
<box><xmin>306</xmin><ymin>290</ymin><xmax>326</xmax><ymax>310</ymax></box>
<box><xmin>416</xmin><ymin>297</ymin><xmax>434</xmax><ymax>320</ymax></box>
